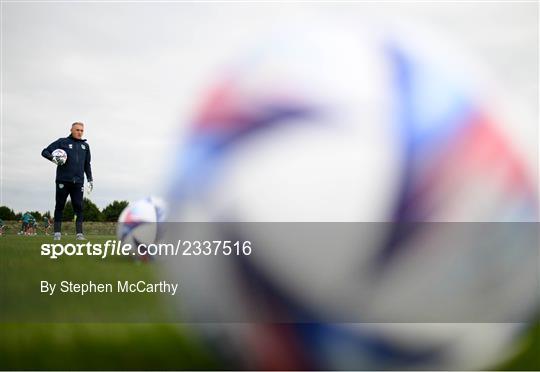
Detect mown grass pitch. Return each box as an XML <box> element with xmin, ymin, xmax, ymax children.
<box><xmin>0</xmin><ymin>234</ymin><xmax>538</xmax><ymax>370</ymax></box>
<box><xmin>0</xmin><ymin>234</ymin><xmax>220</xmax><ymax>370</ymax></box>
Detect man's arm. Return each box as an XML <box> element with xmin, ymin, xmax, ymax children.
<box><xmin>41</xmin><ymin>139</ymin><xmax>61</xmax><ymax>161</ymax></box>
<box><xmin>85</xmin><ymin>143</ymin><xmax>93</xmax><ymax>182</ymax></box>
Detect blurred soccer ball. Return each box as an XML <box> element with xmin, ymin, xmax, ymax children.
<box><xmin>117</xmin><ymin>196</ymin><xmax>167</xmax><ymax>261</ymax></box>
<box><xmin>164</xmin><ymin>19</ymin><xmax>538</xmax><ymax>370</ymax></box>
<box><xmin>51</xmin><ymin>149</ymin><xmax>67</xmax><ymax>164</ymax></box>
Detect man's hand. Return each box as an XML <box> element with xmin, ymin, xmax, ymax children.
<box><xmin>52</xmin><ymin>156</ymin><xmax>65</xmax><ymax>166</ymax></box>
<box><xmin>88</xmin><ymin>181</ymin><xmax>94</xmax><ymax>193</ymax></box>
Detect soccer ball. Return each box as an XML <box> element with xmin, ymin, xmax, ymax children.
<box><xmin>163</xmin><ymin>20</ymin><xmax>538</xmax><ymax>370</ymax></box>
<box><xmin>117</xmin><ymin>196</ymin><xmax>167</xmax><ymax>261</ymax></box>
<box><xmin>51</xmin><ymin>149</ymin><xmax>67</xmax><ymax>164</ymax></box>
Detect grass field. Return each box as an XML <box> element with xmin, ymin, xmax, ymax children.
<box><xmin>0</xmin><ymin>234</ymin><xmax>221</xmax><ymax>370</ymax></box>
<box><xmin>1</xmin><ymin>220</ymin><xmax>117</xmax><ymax>236</ymax></box>
<box><xmin>0</xmin><ymin>233</ymin><xmax>539</xmax><ymax>370</ymax></box>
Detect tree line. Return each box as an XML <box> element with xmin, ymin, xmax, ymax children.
<box><xmin>0</xmin><ymin>200</ymin><xmax>129</xmax><ymax>222</ymax></box>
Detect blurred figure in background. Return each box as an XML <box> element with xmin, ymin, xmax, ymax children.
<box><xmin>42</xmin><ymin>216</ymin><xmax>52</xmax><ymax>235</ymax></box>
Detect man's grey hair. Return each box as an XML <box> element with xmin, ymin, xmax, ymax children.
<box><xmin>72</xmin><ymin>122</ymin><xmax>84</xmax><ymax>127</ymax></box>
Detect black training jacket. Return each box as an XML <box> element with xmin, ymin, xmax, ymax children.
<box><xmin>42</xmin><ymin>135</ymin><xmax>93</xmax><ymax>183</ymax></box>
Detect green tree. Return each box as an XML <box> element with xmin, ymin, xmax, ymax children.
<box><xmin>43</xmin><ymin>211</ymin><xmax>51</xmax><ymax>219</ymax></box>
<box><xmin>63</xmin><ymin>201</ymin><xmax>74</xmax><ymax>221</ymax></box>
<box><xmin>61</xmin><ymin>198</ymin><xmax>103</xmax><ymax>222</ymax></box>
<box><xmin>0</xmin><ymin>206</ymin><xmax>16</xmax><ymax>220</ymax></box>
<box><xmin>102</xmin><ymin>200</ymin><xmax>129</xmax><ymax>221</ymax></box>
<box><xmin>83</xmin><ymin>198</ymin><xmax>103</xmax><ymax>221</ymax></box>
<box><xmin>28</xmin><ymin>211</ymin><xmax>43</xmax><ymax>220</ymax></box>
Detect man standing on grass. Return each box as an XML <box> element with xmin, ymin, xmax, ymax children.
<box><xmin>42</xmin><ymin>122</ymin><xmax>93</xmax><ymax>240</ymax></box>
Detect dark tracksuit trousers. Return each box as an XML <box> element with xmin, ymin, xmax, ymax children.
<box><xmin>54</xmin><ymin>182</ymin><xmax>84</xmax><ymax>234</ymax></box>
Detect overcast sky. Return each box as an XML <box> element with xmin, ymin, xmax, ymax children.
<box><xmin>1</xmin><ymin>1</ymin><xmax>537</xmax><ymax>213</ymax></box>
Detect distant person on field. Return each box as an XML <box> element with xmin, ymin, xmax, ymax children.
<box><xmin>32</xmin><ymin>217</ymin><xmax>38</xmax><ymax>235</ymax></box>
<box><xmin>19</xmin><ymin>212</ymin><xmax>31</xmax><ymax>235</ymax></box>
<box><xmin>28</xmin><ymin>215</ymin><xmax>36</xmax><ymax>235</ymax></box>
<box><xmin>43</xmin><ymin>217</ymin><xmax>52</xmax><ymax>235</ymax></box>
<box><xmin>42</xmin><ymin>122</ymin><xmax>93</xmax><ymax>241</ymax></box>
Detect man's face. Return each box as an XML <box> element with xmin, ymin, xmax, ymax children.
<box><xmin>71</xmin><ymin>125</ymin><xmax>84</xmax><ymax>139</ymax></box>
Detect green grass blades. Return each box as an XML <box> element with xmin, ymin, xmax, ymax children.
<box><xmin>0</xmin><ymin>323</ymin><xmax>220</xmax><ymax>370</ymax></box>
<box><xmin>0</xmin><ymin>235</ymin><xmax>221</xmax><ymax>370</ymax></box>
<box><xmin>1</xmin><ymin>235</ymin><xmax>164</xmax><ymax>322</ymax></box>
